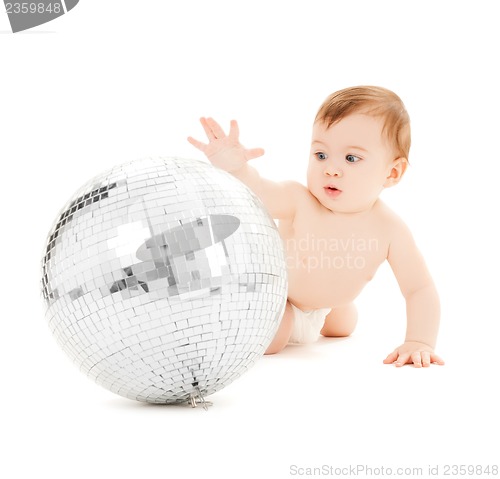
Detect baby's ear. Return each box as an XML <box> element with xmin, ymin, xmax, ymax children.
<box><xmin>384</xmin><ymin>157</ymin><xmax>408</xmax><ymax>188</ymax></box>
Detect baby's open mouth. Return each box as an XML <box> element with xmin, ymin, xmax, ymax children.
<box><xmin>324</xmin><ymin>186</ymin><xmax>342</xmax><ymax>197</ymax></box>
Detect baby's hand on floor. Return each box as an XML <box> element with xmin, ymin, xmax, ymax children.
<box><xmin>383</xmin><ymin>341</ymin><xmax>445</xmax><ymax>368</ymax></box>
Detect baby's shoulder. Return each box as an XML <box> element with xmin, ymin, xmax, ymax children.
<box><xmin>283</xmin><ymin>180</ymin><xmax>318</xmax><ymax>208</ymax></box>
<box><xmin>372</xmin><ymin>200</ymin><xmax>408</xmax><ymax>232</ymax></box>
<box><xmin>283</xmin><ymin>180</ymin><xmax>310</xmax><ymax>197</ymax></box>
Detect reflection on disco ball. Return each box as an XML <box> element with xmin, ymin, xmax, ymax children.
<box><xmin>41</xmin><ymin>157</ymin><xmax>287</xmax><ymax>405</ymax></box>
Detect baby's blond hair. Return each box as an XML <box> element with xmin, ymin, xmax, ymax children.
<box><xmin>315</xmin><ymin>86</ymin><xmax>411</xmax><ymax>160</ymax></box>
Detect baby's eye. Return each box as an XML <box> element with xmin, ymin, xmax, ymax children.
<box><xmin>346</xmin><ymin>154</ymin><xmax>362</xmax><ymax>163</ymax></box>
<box><xmin>315</xmin><ymin>152</ymin><xmax>328</xmax><ymax>161</ymax></box>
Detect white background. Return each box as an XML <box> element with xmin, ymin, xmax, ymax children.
<box><xmin>1</xmin><ymin>1</ymin><xmax>499</xmax><ymax>478</ymax></box>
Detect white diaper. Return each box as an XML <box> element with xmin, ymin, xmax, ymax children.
<box><xmin>288</xmin><ymin>303</ymin><xmax>332</xmax><ymax>344</ymax></box>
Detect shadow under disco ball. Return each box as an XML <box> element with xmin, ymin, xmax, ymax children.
<box><xmin>41</xmin><ymin>157</ymin><xmax>287</xmax><ymax>406</ymax></box>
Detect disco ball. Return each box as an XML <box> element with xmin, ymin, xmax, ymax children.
<box><xmin>41</xmin><ymin>157</ymin><xmax>287</xmax><ymax>405</ymax></box>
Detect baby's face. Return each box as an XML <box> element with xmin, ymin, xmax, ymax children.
<box><xmin>307</xmin><ymin>113</ymin><xmax>398</xmax><ymax>214</ymax></box>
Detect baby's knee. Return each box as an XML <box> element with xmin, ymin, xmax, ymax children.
<box><xmin>320</xmin><ymin>304</ymin><xmax>358</xmax><ymax>337</ymax></box>
<box><xmin>321</xmin><ymin>326</ymin><xmax>355</xmax><ymax>338</ymax></box>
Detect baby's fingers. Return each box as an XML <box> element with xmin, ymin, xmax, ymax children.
<box><xmin>203</xmin><ymin>117</ymin><xmax>226</xmax><ymax>140</ymax></box>
<box><xmin>383</xmin><ymin>350</ymin><xmax>399</xmax><ymax>364</ymax></box>
<box><xmin>411</xmin><ymin>352</ymin><xmax>423</xmax><ymax>368</ymax></box>
<box><xmin>410</xmin><ymin>351</ymin><xmax>444</xmax><ymax>367</ymax></box>
<box><xmin>245</xmin><ymin>147</ymin><xmax>265</xmax><ymax>161</ymax></box>
<box><xmin>187</xmin><ymin>136</ymin><xmax>207</xmax><ymax>152</ymax></box>
<box><xmin>420</xmin><ymin>351</ymin><xmax>431</xmax><ymax>367</ymax></box>
<box><xmin>228</xmin><ymin>120</ymin><xmax>240</xmax><ymax>141</ymax></box>
<box><xmin>430</xmin><ymin>353</ymin><xmax>445</xmax><ymax>366</ymax></box>
<box><xmin>383</xmin><ymin>349</ymin><xmax>410</xmax><ymax>365</ymax></box>
<box><xmin>394</xmin><ymin>352</ymin><xmax>411</xmax><ymax>367</ymax></box>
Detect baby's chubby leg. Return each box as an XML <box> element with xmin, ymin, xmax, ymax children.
<box><xmin>320</xmin><ymin>303</ymin><xmax>358</xmax><ymax>337</ymax></box>
<box><xmin>264</xmin><ymin>301</ymin><xmax>294</xmax><ymax>355</ymax></box>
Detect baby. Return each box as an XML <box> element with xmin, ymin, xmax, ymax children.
<box><xmin>188</xmin><ymin>85</ymin><xmax>444</xmax><ymax>367</ymax></box>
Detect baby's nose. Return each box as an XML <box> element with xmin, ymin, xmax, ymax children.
<box><xmin>324</xmin><ymin>162</ymin><xmax>343</xmax><ymax>177</ymax></box>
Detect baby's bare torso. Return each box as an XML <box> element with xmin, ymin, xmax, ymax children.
<box><xmin>279</xmin><ymin>189</ymin><xmax>393</xmax><ymax>310</ymax></box>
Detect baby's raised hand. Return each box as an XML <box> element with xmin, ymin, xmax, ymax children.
<box><xmin>187</xmin><ymin>117</ymin><xmax>264</xmax><ymax>173</ymax></box>
<box><xmin>383</xmin><ymin>341</ymin><xmax>445</xmax><ymax>368</ymax></box>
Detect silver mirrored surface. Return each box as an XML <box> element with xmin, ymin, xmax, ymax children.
<box><xmin>41</xmin><ymin>157</ymin><xmax>287</xmax><ymax>404</ymax></box>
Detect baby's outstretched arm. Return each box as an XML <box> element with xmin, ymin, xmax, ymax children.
<box><xmin>385</xmin><ymin>218</ymin><xmax>445</xmax><ymax>367</ymax></box>
<box><xmin>188</xmin><ymin>117</ymin><xmax>302</xmax><ymax>220</ymax></box>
